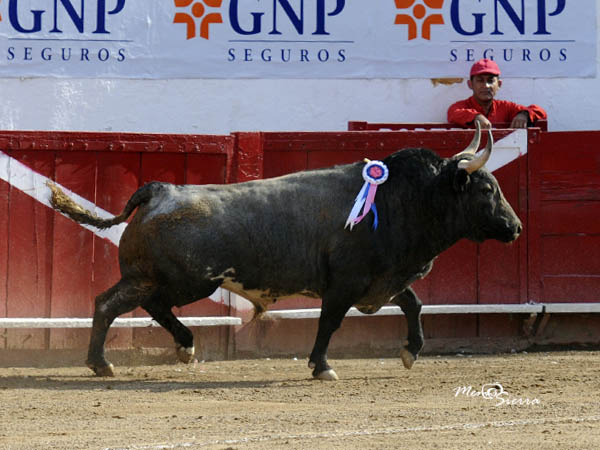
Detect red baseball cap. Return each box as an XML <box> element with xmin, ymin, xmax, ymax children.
<box><xmin>470</xmin><ymin>59</ymin><xmax>501</xmax><ymax>77</ymax></box>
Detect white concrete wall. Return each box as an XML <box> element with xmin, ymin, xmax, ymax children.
<box><xmin>0</xmin><ymin>15</ymin><xmax>597</xmax><ymax>134</ymax></box>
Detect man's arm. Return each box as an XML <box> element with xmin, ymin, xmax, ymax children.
<box><xmin>524</xmin><ymin>104</ymin><xmax>548</xmax><ymax>123</ymax></box>
<box><xmin>506</xmin><ymin>102</ymin><xmax>548</xmax><ymax>128</ymax></box>
<box><xmin>447</xmin><ymin>100</ymin><xmax>482</xmax><ymax>127</ymax></box>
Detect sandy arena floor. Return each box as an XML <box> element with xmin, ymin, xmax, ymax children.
<box><xmin>0</xmin><ymin>351</ymin><xmax>599</xmax><ymax>449</ymax></box>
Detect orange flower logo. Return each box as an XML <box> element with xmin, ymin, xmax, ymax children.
<box><xmin>394</xmin><ymin>0</ymin><xmax>445</xmax><ymax>40</ymax></box>
<box><xmin>173</xmin><ymin>0</ymin><xmax>223</xmax><ymax>40</ymax></box>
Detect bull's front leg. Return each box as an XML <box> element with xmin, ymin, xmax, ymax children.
<box><xmin>308</xmin><ymin>300</ymin><xmax>352</xmax><ymax>381</ymax></box>
<box><xmin>392</xmin><ymin>287</ymin><xmax>424</xmax><ymax>369</ymax></box>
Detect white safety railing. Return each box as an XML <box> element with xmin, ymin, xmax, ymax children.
<box><xmin>0</xmin><ymin>317</ymin><xmax>241</xmax><ymax>328</ymax></box>
<box><xmin>1</xmin><ymin>303</ymin><xmax>598</xmax><ymax>328</ymax></box>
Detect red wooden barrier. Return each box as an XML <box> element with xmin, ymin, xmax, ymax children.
<box><xmin>1</xmin><ymin>127</ymin><xmax>598</xmax><ymax>359</ymax></box>
<box><xmin>0</xmin><ymin>131</ymin><xmax>234</xmax><ymax>353</ymax></box>
<box><xmin>348</xmin><ymin>120</ymin><xmax>548</xmax><ymax>132</ymax></box>
<box><xmin>528</xmin><ymin>131</ymin><xmax>600</xmax><ymax>303</ymax></box>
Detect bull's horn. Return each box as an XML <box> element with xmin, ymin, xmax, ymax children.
<box><xmin>458</xmin><ymin>129</ymin><xmax>493</xmax><ymax>174</ymax></box>
<box><xmin>455</xmin><ymin>121</ymin><xmax>482</xmax><ymax>158</ymax></box>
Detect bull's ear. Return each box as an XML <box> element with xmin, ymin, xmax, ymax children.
<box><xmin>453</xmin><ymin>169</ymin><xmax>471</xmax><ymax>192</ymax></box>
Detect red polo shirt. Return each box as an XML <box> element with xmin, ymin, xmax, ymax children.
<box><xmin>447</xmin><ymin>96</ymin><xmax>547</xmax><ymax>127</ymax></box>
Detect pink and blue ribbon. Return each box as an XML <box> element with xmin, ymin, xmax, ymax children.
<box><xmin>345</xmin><ymin>160</ymin><xmax>389</xmax><ymax>231</ymax></box>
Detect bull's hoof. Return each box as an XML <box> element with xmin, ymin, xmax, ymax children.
<box><xmin>176</xmin><ymin>345</ymin><xmax>195</xmax><ymax>364</ymax></box>
<box><xmin>314</xmin><ymin>369</ymin><xmax>339</xmax><ymax>381</ymax></box>
<box><xmin>400</xmin><ymin>348</ymin><xmax>416</xmax><ymax>370</ymax></box>
<box><xmin>88</xmin><ymin>363</ymin><xmax>115</xmax><ymax>377</ymax></box>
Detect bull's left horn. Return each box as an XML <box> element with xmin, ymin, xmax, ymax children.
<box><xmin>458</xmin><ymin>129</ymin><xmax>493</xmax><ymax>174</ymax></box>
<box><xmin>455</xmin><ymin>121</ymin><xmax>482</xmax><ymax>158</ymax></box>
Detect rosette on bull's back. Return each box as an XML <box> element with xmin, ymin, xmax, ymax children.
<box><xmin>48</xmin><ymin>123</ymin><xmax>521</xmax><ymax>381</ymax></box>
<box><xmin>345</xmin><ymin>159</ymin><xmax>389</xmax><ymax>231</ymax></box>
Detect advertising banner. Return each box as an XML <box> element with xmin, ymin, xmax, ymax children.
<box><xmin>0</xmin><ymin>0</ymin><xmax>595</xmax><ymax>79</ymax></box>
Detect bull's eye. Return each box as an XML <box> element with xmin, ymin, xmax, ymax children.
<box><xmin>480</xmin><ymin>184</ymin><xmax>494</xmax><ymax>195</ymax></box>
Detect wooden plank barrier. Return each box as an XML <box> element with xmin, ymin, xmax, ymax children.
<box><xmin>528</xmin><ymin>131</ymin><xmax>600</xmax><ymax>304</ymax></box>
<box><xmin>0</xmin><ymin>127</ymin><xmax>598</xmax><ymax>362</ymax></box>
<box><xmin>0</xmin><ymin>131</ymin><xmax>236</xmax><ymax>357</ymax></box>
<box><xmin>348</xmin><ymin>120</ymin><xmax>548</xmax><ymax>132</ymax></box>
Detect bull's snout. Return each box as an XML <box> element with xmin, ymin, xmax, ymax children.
<box><xmin>515</xmin><ymin>221</ymin><xmax>523</xmax><ymax>236</ymax></box>
<box><xmin>504</xmin><ymin>219</ymin><xmax>522</xmax><ymax>242</ymax></box>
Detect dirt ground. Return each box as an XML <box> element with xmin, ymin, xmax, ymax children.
<box><xmin>0</xmin><ymin>351</ymin><xmax>599</xmax><ymax>450</ymax></box>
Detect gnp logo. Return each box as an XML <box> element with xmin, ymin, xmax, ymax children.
<box><xmin>173</xmin><ymin>0</ymin><xmax>348</xmax><ymax>65</ymax></box>
<box><xmin>394</xmin><ymin>0</ymin><xmax>567</xmax><ymax>41</ymax></box>
<box><xmin>394</xmin><ymin>0</ymin><xmax>570</xmax><ymax>65</ymax></box>
<box><xmin>173</xmin><ymin>0</ymin><xmax>346</xmax><ymax>40</ymax></box>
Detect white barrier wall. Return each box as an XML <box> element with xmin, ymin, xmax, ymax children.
<box><xmin>0</xmin><ymin>7</ymin><xmax>597</xmax><ymax>134</ymax></box>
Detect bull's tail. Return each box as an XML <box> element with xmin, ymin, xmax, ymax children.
<box><xmin>48</xmin><ymin>182</ymin><xmax>156</xmax><ymax>230</ymax></box>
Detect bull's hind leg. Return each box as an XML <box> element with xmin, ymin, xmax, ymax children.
<box><xmin>87</xmin><ymin>279</ymin><xmax>155</xmax><ymax>377</ymax></box>
<box><xmin>142</xmin><ymin>302</ymin><xmax>195</xmax><ymax>364</ymax></box>
<box><xmin>392</xmin><ymin>287</ymin><xmax>424</xmax><ymax>369</ymax></box>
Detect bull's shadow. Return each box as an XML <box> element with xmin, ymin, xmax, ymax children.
<box><xmin>0</xmin><ymin>374</ymin><xmax>309</xmax><ymax>392</ymax></box>
<box><xmin>0</xmin><ymin>373</ymin><xmax>396</xmax><ymax>393</ymax></box>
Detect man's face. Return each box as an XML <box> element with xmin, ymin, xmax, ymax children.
<box><xmin>467</xmin><ymin>74</ymin><xmax>502</xmax><ymax>104</ymax></box>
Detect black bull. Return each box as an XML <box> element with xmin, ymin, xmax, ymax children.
<box><xmin>49</xmin><ymin>127</ymin><xmax>521</xmax><ymax>380</ymax></box>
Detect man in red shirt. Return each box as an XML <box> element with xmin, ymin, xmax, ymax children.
<box><xmin>447</xmin><ymin>59</ymin><xmax>547</xmax><ymax>129</ymax></box>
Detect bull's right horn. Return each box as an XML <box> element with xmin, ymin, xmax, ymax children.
<box><xmin>458</xmin><ymin>129</ymin><xmax>493</xmax><ymax>174</ymax></box>
<box><xmin>454</xmin><ymin>121</ymin><xmax>482</xmax><ymax>158</ymax></box>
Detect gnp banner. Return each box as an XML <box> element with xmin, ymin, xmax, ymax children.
<box><xmin>0</xmin><ymin>1</ymin><xmax>595</xmax><ymax>79</ymax></box>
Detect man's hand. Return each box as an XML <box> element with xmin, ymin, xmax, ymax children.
<box><xmin>474</xmin><ymin>114</ymin><xmax>492</xmax><ymax>129</ymax></box>
<box><xmin>510</xmin><ymin>111</ymin><xmax>529</xmax><ymax>128</ymax></box>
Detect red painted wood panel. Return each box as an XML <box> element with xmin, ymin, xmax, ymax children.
<box><xmin>6</xmin><ymin>151</ymin><xmax>55</xmax><ymax>349</ymax></box>
<box><xmin>141</xmin><ymin>153</ymin><xmax>186</xmax><ymax>186</ymax></box>
<box><xmin>233</xmin><ymin>133</ymin><xmax>264</xmax><ymax>182</ymax></box>
<box><xmin>541</xmin><ymin>236</ymin><xmax>600</xmax><ymax>275</ymax></box>
<box><xmin>410</xmin><ymin>278</ymin><xmax>431</xmax><ymax>304</ymax></box>
<box><xmin>542</xmin><ymin>276</ymin><xmax>600</xmax><ymax>303</ymax></box>
<box><xmin>428</xmin><ymin>242</ymin><xmax>478</xmax><ymax>304</ymax></box>
<box><xmin>185</xmin><ymin>154</ymin><xmax>228</xmax><ymax>185</ymax></box>
<box><xmin>50</xmin><ymin>152</ymin><xmax>96</xmax><ymax>349</ymax></box>
<box><xmin>529</xmin><ymin>130</ymin><xmax>600</xmax><ymax>304</ymax></box>
<box><xmin>1</xmin><ymin>128</ymin><xmax>599</xmax><ymax>354</ymax></box>
<box><xmin>540</xmin><ymin>201</ymin><xmax>600</xmax><ymax>235</ymax></box>
<box><xmin>541</xmin><ymin>171</ymin><xmax>600</xmax><ymax>202</ymax></box>
<box><xmin>0</xmin><ymin>132</ymin><xmax>235</xmax><ymax>354</ymax></box>
<box><xmin>308</xmin><ymin>150</ymin><xmax>390</xmax><ymax>169</ymax></box>
<box><xmin>539</xmin><ymin>131</ymin><xmax>600</xmax><ymax>172</ymax></box>
<box><xmin>264</xmin><ymin>151</ymin><xmax>307</xmax><ymax>178</ymax></box>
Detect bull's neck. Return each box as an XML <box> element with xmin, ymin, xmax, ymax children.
<box><xmin>384</xmin><ymin>177</ymin><xmax>466</xmax><ymax>266</ymax></box>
